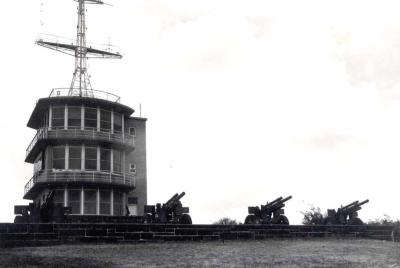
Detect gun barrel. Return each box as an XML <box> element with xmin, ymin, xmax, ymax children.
<box><xmin>267</xmin><ymin>196</ymin><xmax>283</xmax><ymax>206</ymax></box>
<box><xmin>281</xmin><ymin>195</ymin><xmax>292</xmax><ymax>203</ymax></box>
<box><xmin>339</xmin><ymin>200</ymin><xmax>359</xmax><ymax>211</ymax></box>
<box><xmin>164</xmin><ymin>193</ymin><xmax>179</xmax><ymax>206</ymax></box>
<box><xmin>176</xmin><ymin>192</ymin><xmax>186</xmax><ymax>201</ymax></box>
<box><xmin>358</xmin><ymin>199</ymin><xmax>369</xmax><ymax>206</ymax></box>
<box><xmin>264</xmin><ymin>196</ymin><xmax>292</xmax><ymax>211</ymax></box>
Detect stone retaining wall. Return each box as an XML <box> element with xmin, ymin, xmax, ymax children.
<box><xmin>0</xmin><ymin>223</ymin><xmax>397</xmax><ymax>247</ymax></box>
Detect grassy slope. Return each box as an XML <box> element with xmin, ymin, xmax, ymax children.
<box><xmin>0</xmin><ymin>239</ymin><xmax>399</xmax><ymax>267</ymax></box>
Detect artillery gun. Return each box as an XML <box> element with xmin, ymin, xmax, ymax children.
<box><xmin>14</xmin><ymin>191</ymin><xmax>71</xmax><ymax>223</ymax></box>
<box><xmin>144</xmin><ymin>192</ymin><xmax>192</xmax><ymax>224</ymax></box>
<box><xmin>244</xmin><ymin>196</ymin><xmax>292</xmax><ymax>225</ymax></box>
<box><xmin>323</xmin><ymin>199</ymin><xmax>369</xmax><ymax>225</ymax></box>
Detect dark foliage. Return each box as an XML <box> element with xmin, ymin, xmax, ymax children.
<box><xmin>367</xmin><ymin>214</ymin><xmax>400</xmax><ymax>226</ymax></box>
<box><xmin>213</xmin><ymin>217</ymin><xmax>239</xmax><ymax>225</ymax></box>
<box><xmin>301</xmin><ymin>206</ymin><xmax>324</xmax><ymax>225</ymax></box>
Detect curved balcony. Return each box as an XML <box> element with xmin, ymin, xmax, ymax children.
<box><xmin>26</xmin><ymin>128</ymin><xmax>135</xmax><ymax>163</ymax></box>
<box><xmin>24</xmin><ymin>170</ymin><xmax>135</xmax><ymax>199</ymax></box>
<box><xmin>50</xmin><ymin>88</ymin><xmax>121</xmax><ymax>103</ymax></box>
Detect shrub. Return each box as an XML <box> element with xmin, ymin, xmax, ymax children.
<box><xmin>367</xmin><ymin>214</ymin><xmax>400</xmax><ymax>226</ymax></box>
<box><xmin>213</xmin><ymin>217</ymin><xmax>239</xmax><ymax>225</ymax></box>
<box><xmin>301</xmin><ymin>206</ymin><xmax>324</xmax><ymax>225</ymax></box>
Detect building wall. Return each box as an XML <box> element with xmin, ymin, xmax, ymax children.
<box><xmin>125</xmin><ymin>117</ymin><xmax>147</xmax><ymax>215</ymax></box>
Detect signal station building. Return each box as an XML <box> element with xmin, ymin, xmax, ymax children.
<box><xmin>23</xmin><ymin>88</ymin><xmax>147</xmax><ymax>216</ymax></box>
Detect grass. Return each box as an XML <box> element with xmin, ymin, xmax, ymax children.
<box><xmin>0</xmin><ymin>239</ymin><xmax>399</xmax><ymax>267</ymax></box>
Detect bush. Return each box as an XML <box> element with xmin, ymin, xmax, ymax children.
<box><xmin>213</xmin><ymin>217</ymin><xmax>239</xmax><ymax>225</ymax></box>
<box><xmin>367</xmin><ymin>214</ymin><xmax>400</xmax><ymax>226</ymax></box>
<box><xmin>301</xmin><ymin>206</ymin><xmax>324</xmax><ymax>225</ymax></box>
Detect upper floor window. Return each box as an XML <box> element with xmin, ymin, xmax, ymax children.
<box><xmin>113</xmin><ymin>150</ymin><xmax>122</xmax><ymax>173</ymax></box>
<box><xmin>52</xmin><ymin>106</ymin><xmax>64</xmax><ymax>129</ymax></box>
<box><xmin>52</xmin><ymin>146</ymin><xmax>65</xmax><ymax>170</ymax></box>
<box><xmin>129</xmin><ymin>163</ymin><xmax>136</xmax><ymax>174</ymax></box>
<box><xmin>69</xmin><ymin>146</ymin><xmax>82</xmax><ymax>170</ymax></box>
<box><xmin>85</xmin><ymin>146</ymin><xmax>97</xmax><ymax>171</ymax></box>
<box><xmin>100</xmin><ymin>109</ymin><xmax>111</xmax><ymax>132</ymax></box>
<box><xmin>114</xmin><ymin>113</ymin><xmax>122</xmax><ymax>133</ymax></box>
<box><xmin>100</xmin><ymin>148</ymin><xmax>111</xmax><ymax>171</ymax></box>
<box><xmin>85</xmin><ymin>107</ymin><xmax>97</xmax><ymax>130</ymax></box>
<box><xmin>129</xmin><ymin>127</ymin><xmax>136</xmax><ymax>136</ymax></box>
<box><xmin>68</xmin><ymin>106</ymin><xmax>81</xmax><ymax>129</ymax></box>
<box><xmin>34</xmin><ymin>152</ymin><xmax>44</xmax><ymax>174</ymax></box>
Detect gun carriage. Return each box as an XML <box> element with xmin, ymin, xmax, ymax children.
<box><xmin>323</xmin><ymin>199</ymin><xmax>369</xmax><ymax>225</ymax></box>
<box><xmin>244</xmin><ymin>196</ymin><xmax>292</xmax><ymax>225</ymax></box>
<box><xmin>144</xmin><ymin>192</ymin><xmax>192</xmax><ymax>224</ymax></box>
<box><xmin>14</xmin><ymin>191</ymin><xmax>71</xmax><ymax>223</ymax></box>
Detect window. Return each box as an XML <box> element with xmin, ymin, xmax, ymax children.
<box><xmin>129</xmin><ymin>163</ymin><xmax>136</xmax><ymax>174</ymax></box>
<box><xmin>113</xmin><ymin>113</ymin><xmax>122</xmax><ymax>133</ymax></box>
<box><xmin>128</xmin><ymin>197</ymin><xmax>138</xmax><ymax>205</ymax></box>
<box><xmin>84</xmin><ymin>189</ymin><xmax>97</xmax><ymax>214</ymax></box>
<box><xmin>100</xmin><ymin>109</ymin><xmax>111</xmax><ymax>132</ymax></box>
<box><xmin>85</xmin><ymin>147</ymin><xmax>97</xmax><ymax>171</ymax></box>
<box><xmin>85</xmin><ymin>107</ymin><xmax>97</xmax><ymax>130</ymax></box>
<box><xmin>100</xmin><ymin>148</ymin><xmax>111</xmax><ymax>171</ymax></box>
<box><xmin>68</xmin><ymin>106</ymin><xmax>81</xmax><ymax>129</ymax></box>
<box><xmin>69</xmin><ymin>146</ymin><xmax>81</xmax><ymax>170</ymax></box>
<box><xmin>113</xmin><ymin>150</ymin><xmax>122</xmax><ymax>173</ymax></box>
<box><xmin>52</xmin><ymin>146</ymin><xmax>65</xmax><ymax>170</ymax></box>
<box><xmin>53</xmin><ymin>190</ymin><xmax>64</xmax><ymax>207</ymax></box>
<box><xmin>100</xmin><ymin>190</ymin><xmax>110</xmax><ymax>215</ymax></box>
<box><xmin>129</xmin><ymin>127</ymin><xmax>136</xmax><ymax>136</ymax></box>
<box><xmin>68</xmin><ymin>189</ymin><xmax>81</xmax><ymax>214</ymax></box>
<box><xmin>51</xmin><ymin>106</ymin><xmax>64</xmax><ymax>129</ymax></box>
<box><xmin>33</xmin><ymin>153</ymin><xmax>43</xmax><ymax>174</ymax></box>
<box><xmin>113</xmin><ymin>192</ymin><xmax>123</xmax><ymax>216</ymax></box>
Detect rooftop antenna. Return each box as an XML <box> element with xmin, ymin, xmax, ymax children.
<box><xmin>36</xmin><ymin>0</ymin><xmax>122</xmax><ymax>97</ymax></box>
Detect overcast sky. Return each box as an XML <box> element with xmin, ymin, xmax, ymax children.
<box><xmin>1</xmin><ymin>0</ymin><xmax>400</xmax><ymax>224</ymax></box>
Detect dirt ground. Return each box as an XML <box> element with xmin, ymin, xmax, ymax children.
<box><xmin>0</xmin><ymin>239</ymin><xmax>399</xmax><ymax>267</ymax></box>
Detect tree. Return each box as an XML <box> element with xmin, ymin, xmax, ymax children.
<box><xmin>367</xmin><ymin>214</ymin><xmax>400</xmax><ymax>226</ymax></box>
<box><xmin>213</xmin><ymin>217</ymin><xmax>239</xmax><ymax>225</ymax></box>
<box><xmin>301</xmin><ymin>206</ymin><xmax>324</xmax><ymax>225</ymax></box>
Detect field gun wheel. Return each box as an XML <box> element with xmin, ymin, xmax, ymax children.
<box><xmin>179</xmin><ymin>214</ymin><xmax>192</xmax><ymax>224</ymax></box>
<box><xmin>244</xmin><ymin>215</ymin><xmax>259</xmax><ymax>224</ymax></box>
<box><xmin>144</xmin><ymin>213</ymin><xmax>154</xmax><ymax>224</ymax></box>
<box><xmin>14</xmin><ymin>216</ymin><xmax>26</xmax><ymax>223</ymax></box>
<box><xmin>275</xmin><ymin>215</ymin><xmax>289</xmax><ymax>225</ymax></box>
<box><xmin>323</xmin><ymin>217</ymin><xmax>336</xmax><ymax>225</ymax></box>
<box><xmin>348</xmin><ymin>218</ymin><xmax>363</xmax><ymax>225</ymax></box>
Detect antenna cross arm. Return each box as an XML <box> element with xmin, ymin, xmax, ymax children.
<box><xmin>36</xmin><ymin>40</ymin><xmax>122</xmax><ymax>59</ymax></box>
<box><xmin>73</xmin><ymin>0</ymin><xmax>105</xmax><ymax>4</ymax></box>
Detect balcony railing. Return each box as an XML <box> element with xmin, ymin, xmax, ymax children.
<box><xmin>49</xmin><ymin>88</ymin><xmax>121</xmax><ymax>103</ymax></box>
<box><xmin>24</xmin><ymin>170</ymin><xmax>135</xmax><ymax>195</ymax></box>
<box><xmin>26</xmin><ymin>128</ymin><xmax>135</xmax><ymax>158</ymax></box>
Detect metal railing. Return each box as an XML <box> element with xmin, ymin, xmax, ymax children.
<box><xmin>49</xmin><ymin>88</ymin><xmax>121</xmax><ymax>103</ymax></box>
<box><xmin>24</xmin><ymin>170</ymin><xmax>135</xmax><ymax>195</ymax></box>
<box><xmin>26</xmin><ymin>128</ymin><xmax>135</xmax><ymax>157</ymax></box>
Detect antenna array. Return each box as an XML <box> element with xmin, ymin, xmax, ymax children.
<box><xmin>36</xmin><ymin>0</ymin><xmax>122</xmax><ymax>97</ymax></box>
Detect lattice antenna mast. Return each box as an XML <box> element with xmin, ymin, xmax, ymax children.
<box><xmin>71</xmin><ymin>0</ymin><xmax>89</xmax><ymax>95</ymax></box>
<box><xmin>36</xmin><ymin>0</ymin><xmax>122</xmax><ymax>97</ymax></box>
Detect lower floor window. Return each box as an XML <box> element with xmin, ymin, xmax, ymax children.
<box><xmin>113</xmin><ymin>192</ymin><xmax>123</xmax><ymax>216</ymax></box>
<box><xmin>47</xmin><ymin>188</ymin><xmax>125</xmax><ymax>216</ymax></box>
<box><xmin>100</xmin><ymin>190</ymin><xmax>111</xmax><ymax>215</ymax></box>
<box><xmin>68</xmin><ymin>189</ymin><xmax>81</xmax><ymax>214</ymax></box>
<box><xmin>84</xmin><ymin>189</ymin><xmax>97</xmax><ymax>214</ymax></box>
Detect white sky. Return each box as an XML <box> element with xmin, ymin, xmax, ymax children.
<box><xmin>1</xmin><ymin>0</ymin><xmax>400</xmax><ymax>224</ymax></box>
